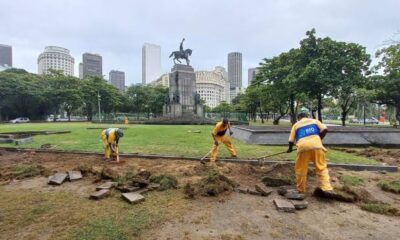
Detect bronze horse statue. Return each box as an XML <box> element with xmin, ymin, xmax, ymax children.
<box><xmin>169</xmin><ymin>49</ymin><xmax>192</xmax><ymax>65</ymax></box>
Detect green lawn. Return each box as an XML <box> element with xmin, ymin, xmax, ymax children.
<box><xmin>0</xmin><ymin>122</ymin><xmax>377</xmax><ymax>165</ymax></box>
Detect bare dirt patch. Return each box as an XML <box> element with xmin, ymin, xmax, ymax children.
<box><xmin>1</xmin><ymin>149</ymin><xmax>400</xmax><ymax>240</ymax></box>
<box><xmin>335</xmin><ymin>147</ymin><xmax>400</xmax><ymax>165</ymax></box>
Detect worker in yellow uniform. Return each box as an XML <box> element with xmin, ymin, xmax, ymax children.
<box><xmin>287</xmin><ymin>113</ymin><xmax>334</xmax><ymax>195</ymax></box>
<box><xmin>101</xmin><ymin>128</ymin><xmax>124</xmax><ymax>163</ymax></box>
<box><xmin>209</xmin><ymin>118</ymin><xmax>237</xmax><ymax>163</ymax></box>
<box><xmin>124</xmin><ymin>116</ymin><xmax>129</xmax><ymax>125</ymax></box>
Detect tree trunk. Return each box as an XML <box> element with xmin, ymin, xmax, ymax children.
<box><xmin>341</xmin><ymin>110</ymin><xmax>346</xmax><ymax>126</ymax></box>
<box><xmin>317</xmin><ymin>94</ymin><xmax>323</xmax><ymax>122</ymax></box>
<box><xmin>289</xmin><ymin>95</ymin><xmax>296</xmax><ymax>124</ymax></box>
<box><xmin>311</xmin><ymin>110</ymin><xmax>316</xmax><ymax>119</ymax></box>
<box><xmin>259</xmin><ymin>107</ymin><xmax>264</xmax><ymax>124</ymax></box>
<box><xmin>396</xmin><ymin>104</ymin><xmax>400</xmax><ymax>122</ymax></box>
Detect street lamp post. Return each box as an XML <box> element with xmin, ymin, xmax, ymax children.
<box><xmin>98</xmin><ymin>91</ymin><xmax>101</xmax><ymax>123</ymax></box>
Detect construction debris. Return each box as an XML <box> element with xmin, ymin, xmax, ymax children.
<box><xmin>90</xmin><ymin>189</ymin><xmax>110</xmax><ymax>200</ymax></box>
<box><xmin>48</xmin><ymin>172</ymin><xmax>68</xmax><ymax>185</ymax></box>
<box><xmin>273</xmin><ymin>199</ymin><xmax>296</xmax><ymax>213</ymax></box>
<box><xmin>68</xmin><ymin>171</ymin><xmax>82</xmax><ymax>181</ymax></box>
<box><xmin>122</xmin><ymin>192</ymin><xmax>145</xmax><ymax>204</ymax></box>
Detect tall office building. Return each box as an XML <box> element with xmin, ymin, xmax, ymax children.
<box><xmin>37</xmin><ymin>46</ymin><xmax>74</xmax><ymax>76</ymax></box>
<box><xmin>0</xmin><ymin>44</ymin><xmax>12</xmax><ymax>67</ymax></box>
<box><xmin>142</xmin><ymin>43</ymin><xmax>161</xmax><ymax>85</ymax></box>
<box><xmin>248</xmin><ymin>68</ymin><xmax>259</xmax><ymax>85</ymax></box>
<box><xmin>82</xmin><ymin>53</ymin><xmax>102</xmax><ymax>78</ymax></box>
<box><xmin>227</xmin><ymin>52</ymin><xmax>242</xmax><ymax>100</ymax></box>
<box><xmin>109</xmin><ymin>70</ymin><xmax>125</xmax><ymax>91</ymax></box>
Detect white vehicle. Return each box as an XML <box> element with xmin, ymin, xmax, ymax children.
<box><xmin>10</xmin><ymin>117</ymin><xmax>30</xmax><ymax>123</ymax></box>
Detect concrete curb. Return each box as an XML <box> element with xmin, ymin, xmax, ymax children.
<box><xmin>0</xmin><ymin>147</ymin><xmax>397</xmax><ymax>172</ymax></box>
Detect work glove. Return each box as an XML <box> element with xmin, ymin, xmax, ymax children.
<box><xmin>286</xmin><ymin>148</ymin><xmax>293</xmax><ymax>153</ymax></box>
<box><xmin>214</xmin><ymin>140</ymin><xmax>219</xmax><ymax>146</ymax></box>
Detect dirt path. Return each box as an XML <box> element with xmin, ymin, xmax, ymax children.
<box><xmin>145</xmin><ymin>191</ymin><xmax>400</xmax><ymax>240</ymax></box>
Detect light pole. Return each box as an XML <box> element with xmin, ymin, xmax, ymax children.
<box><xmin>98</xmin><ymin>91</ymin><xmax>101</xmax><ymax>122</ymax></box>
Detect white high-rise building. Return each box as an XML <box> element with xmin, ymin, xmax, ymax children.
<box><xmin>38</xmin><ymin>46</ymin><xmax>74</xmax><ymax>76</ymax></box>
<box><xmin>142</xmin><ymin>43</ymin><xmax>161</xmax><ymax>85</ymax></box>
<box><xmin>196</xmin><ymin>66</ymin><xmax>230</xmax><ymax>108</ymax></box>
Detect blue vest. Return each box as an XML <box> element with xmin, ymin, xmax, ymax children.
<box><xmin>295</xmin><ymin>124</ymin><xmax>320</xmax><ymax>142</ymax></box>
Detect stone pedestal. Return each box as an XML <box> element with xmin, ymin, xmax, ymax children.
<box><xmin>164</xmin><ymin>64</ymin><xmax>200</xmax><ymax>117</ymax></box>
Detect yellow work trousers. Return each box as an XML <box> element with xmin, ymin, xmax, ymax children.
<box><xmin>101</xmin><ymin>131</ymin><xmax>115</xmax><ymax>159</ymax></box>
<box><xmin>210</xmin><ymin>135</ymin><xmax>237</xmax><ymax>162</ymax></box>
<box><xmin>295</xmin><ymin>149</ymin><xmax>333</xmax><ymax>193</ymax></box>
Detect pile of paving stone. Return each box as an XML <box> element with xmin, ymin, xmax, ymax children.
<box><xmin>235</xmin><ymin>183</ymin><xmax>308</xmax><ymax>213</ymax></box>
<box><xmin>48</xmin><ymin>170</ymin><xmax>83</xmax><ymax>185</ymax></box>
<box><xmin>89</xmin><ymin>177</ymin><xmax>161</xmax><ymax>204</ymax></box>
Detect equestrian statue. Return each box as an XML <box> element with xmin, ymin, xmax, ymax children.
<box><xmin>169</xmin><ymin>38</ymin><xmax>193</xmax><ymax>65</ymax></box>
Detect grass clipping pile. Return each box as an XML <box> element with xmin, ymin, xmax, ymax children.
<box><xmin>184</xmin><ymin>169</ymin><xmax>238</xmax><ymax>198</ymax></box>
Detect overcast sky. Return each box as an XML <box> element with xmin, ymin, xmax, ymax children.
<box><xmin>1</xmin><ymin>0</ymin><xmax>399</xmax><ymax>86</ymax></box>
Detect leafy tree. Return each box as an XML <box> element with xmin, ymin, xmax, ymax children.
<box><xmin>374</xmin><ymin>44</ymin><xmax>400</xmax><ymax>122</ymax></box>
<box><xmin>42</xmin><ymin>70</ymin><xmax>83</xmax><ymax>121</ymax></box>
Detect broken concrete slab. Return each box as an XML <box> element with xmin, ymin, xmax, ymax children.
<box><xmin>68</xmin><ymin>171</ymin><xmax>82</xmax><ymax>181</ymax></box>
<box><xmin>292</xmin><ymin>200</ymin><xmax>308</xmax><ymax>210</ymax></box>
<box><xmin>121</xmin><ymin>192</ymin><xmax>145</xmax><ymax>204</ymax></box>
<box><xmin>96</xmin><ymin>182</ymin><xmax>118</xmax><ymax>191</ymax></box>
<box><xmin>273</xmin><ymin>199</ymin><xmax>296</xmax><ymax>213</ymax></box>
<box><xmin>117</xmin><ymin>185</ymin><xmax>141</xmax><ymax>193</ymax></box>
<box><xmin>255</xmin><ymin>183</ymin><xmax>273</xmax><ymax>196</ymax></box>
<box><xmin>284</xmin><ymin>192</ymin><xmax>305</xmax><ymax>200</ymax></box>
<box><xmin>234</xmin><ymin>186</ymin><xmax>248</xmax><ymax>194</ymax></box>
<box><xmin>90</xmin><ymin>189</ymin><xmax>110</xmax><ymax>200</ymax></box>
<box><xmin>48</xmin><ymin>172</ymin><xmax>68</xmax><ymax>185</ymax></box>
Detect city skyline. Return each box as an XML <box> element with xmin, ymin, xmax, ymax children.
<box><xmin>1</xmin><ymin>0</ymin><xmax>399</xmax><ymax>86</ymax></box>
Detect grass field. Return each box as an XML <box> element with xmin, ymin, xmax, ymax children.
<box><xmin>0</xmin><ymin>122</ymin><xmax>378</xmax><ymax>164</ymax></box>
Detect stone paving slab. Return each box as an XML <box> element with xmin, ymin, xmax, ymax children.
<box><xmin>284</xmin><ymin>191</ymin><xmax>305</xmax><ymax>200</ymax></box>
<box><xmin>122</xmin><ymin>192</ymin><xmax>145</xmax><ymax>204</ymax></box>
<box><xmin>291</xmin><ymin>200</ymin><xmax>308</xmax><ymax>210</ymax></box>
<box><xmin>68</xmin><ymin>171</ymin><xmax>82</xmax><ymax>181</ymax></box>
<box><xmin>48</xmin><ymin>172</ymin><xmax>68</xmax><ymax>185</ymax></box>
<box><xmin>248</xmin><ymin>188</ymin><xmax>263</xmax><ymax>196</ymax></box>
<box><xmin>255</xmin><ymin>183</ymin><xmax>273</xmax><ymax>196</ymax></box>
<box><xmin>90</xmin><ymin>189</ymin><xmax>110</xmax><ymax>200</ymax></box>
<box><xmin>234</xmin><ymin>186</ymin><xmax>248</xmax><ymax>194</ymax></box>
<box><xmin>117</xmin><ymin>185</ymin><xmax>141</xmax><ymax>193</ymax></box>
<box><xmin>273</xmin><ymin>199</ymin><xmax>296</xmax><ymax>213</ymax></box>
<box><xmin>96</xmin><ymin>182</ymin><xmax>118</xmax><ymax>190</ymax></box>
